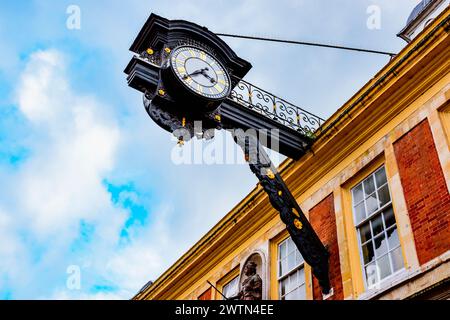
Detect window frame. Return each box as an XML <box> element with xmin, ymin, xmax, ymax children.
<box><xmin>221</xmin><ymin>275</ymin><xmax>240</xmax><ymax>300</ymax></box>
<box><xmin>277</xmin><ymin>236</ymin><xmax>306</xmax><ymax>300</ymax></box>
<box><xmin>351</xmin><ymin>165</ymin><xmax>405</xmax><ymax>289</ymax></box>
<box><xmin>216</xmin><ymin>266</ymin><xmax>240</xmax><ymax>300</ymax></box>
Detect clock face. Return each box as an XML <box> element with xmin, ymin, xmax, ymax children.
<box><xmin>170</xmin><ymin>46</ymin><xmax>231</xmax><ymax>100</ymax></box>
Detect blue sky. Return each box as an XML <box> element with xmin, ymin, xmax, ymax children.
<box><xmin>0</xmin><ymin>0</ymin><xmax>420</xmax><ymax>299</ymax></box>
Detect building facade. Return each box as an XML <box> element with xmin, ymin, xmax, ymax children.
<box><xmin>135</xmin><ymin>5</ymin><xmax>450</xmax><ymax>300</ymax></box>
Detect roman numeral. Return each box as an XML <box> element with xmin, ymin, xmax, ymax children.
<box><xmin>214</xmin><ymin>84</ymin><xmax>223</xmax><ymax>92</ymax></box>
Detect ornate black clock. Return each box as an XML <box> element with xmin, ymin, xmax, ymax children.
<box><xmin>125</xmin><ymin>14</ymin><xmax>332</xmax><ymax>295</ymax></box>
<box><xmin>159</xmin><ymin>45</ymin><xmax>232</xmax><ymax>114</ymax></box>
<box><xmin>169</xmin><ymin>46</ymin><xmax>231</xmax><ymax>99</ymax></box>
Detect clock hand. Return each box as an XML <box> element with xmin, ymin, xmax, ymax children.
<box><xmin>182</xmin><ymin>67</ymin><xmax>216</xmax><ymax>84</ymax></box>
<box><xmin>183</xmin><ymin>67</ymin><xmax>209</xmax><ymax>79</ymax></box>
<box><xmin>183</xmin><ymin>70</ymin><xmax>202</xmax><ymax>79</ymax></box>
<box><xmin>200</xmin><ymin>70</ymin><xmax>217</xmax><ymax>84</ymax></box>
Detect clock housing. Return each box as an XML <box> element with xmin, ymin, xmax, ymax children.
<box><xmin>160</xmin><ymin>45</ymin><xmax>231</xmax><ymax>113</ymax></box>
<box><xmin>170</xmin><ymin>46</ymin><xmax>231</xmax><ymax>100</ymax></box>
<box><xmin>125</xmin><ymin>13</ymin><xmax>252</xmax><ymax>132</ymax></box>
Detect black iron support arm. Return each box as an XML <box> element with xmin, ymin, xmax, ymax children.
<box><xmin>232</xmin><ymin>129</ymin><xmax>331</xmax><ymax>294</ymax></box>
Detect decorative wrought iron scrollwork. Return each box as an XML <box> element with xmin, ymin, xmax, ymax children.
<box><xmin>230</xmin><ymin>80</ymin><xmax>324</xmax><ymax>136</ymax></box>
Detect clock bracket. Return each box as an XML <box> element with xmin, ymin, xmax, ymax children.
<box><xmin>126</xmin><ymin>13</ymin><xmax>332</xmax><ymax>294</ymax></box>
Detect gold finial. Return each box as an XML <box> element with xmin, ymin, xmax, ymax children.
<box><xmin>214</xmin><ymin>115</ymin><xmax>221</xmax><ymax>122</ymax></box>
<box><xmin>278</xmin><ymin>191</ymin><xmax>283</xmax><ymax>196</ymax></box>
<box><xmin>182</xmin><ymin>117</ymin><xmax>186</xmax><ymax>127</ymax></box>
<box><xmin>158</xmin><ymin>89</ymin><xmax>166</xmax><ymax>96</ymax></box>
<box><xmin>266</xmin><ymin>169</ymin><xmax>275</xmax><ymax>180</ymax></box>
<box><xmin>164</xmin><ymin>47</ymin><xmax>171</xmax><ymax>53</ymax></box>
<box><xmin>146</xmin><ymin>48</ymin><xmax>154</xmax><ymax>55</ymax></box>
<box><xmin>294</xmin><ymin>219</ymin><xmax>303</xmax><ymax>230</ymax></box>
<box><xmin>292</xmin><ymin>208</ymin><xmax>300</xmax><ymax>218</ymax></box>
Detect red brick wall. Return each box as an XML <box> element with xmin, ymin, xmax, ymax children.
<box><xmin>394</xmin><ymin>119</ymin><xmax>450</xmax><ymax>265</ymax></box>
<box><xmin>309</xmin><ymin>194</ymin><xmax>344</xmax><ymax>300</ymax></box>
<box><xmin>198</xmin><ymin>287</ymin><xmax>212</xmax><ymax>300</ymax></box>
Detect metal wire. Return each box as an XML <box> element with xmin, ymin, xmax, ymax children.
<box><xmin>216</xmin><ymin>33</ymin><xmax>397</xmax><ymax>57</ymax></box>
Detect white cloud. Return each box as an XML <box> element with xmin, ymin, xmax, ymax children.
<box><xmin>13</xmin><ymin>50</ymin><xmax>122</xmax><ymax>238</ymax></box>
<box><xmin>17</xmin><ymin>50</ymin><xmax>69</xmax><ymax>124</ymax></box>
<box><xmin>106</xmin><ymin>242</ymin><xmax>163</xmax><ymax>293</ymax></box>
<box><xmin>0</xmin><ymin>208</ymin><xmax>29</xmax><ymax>289</ymax></box>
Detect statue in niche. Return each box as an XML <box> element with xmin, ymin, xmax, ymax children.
<box><xmin>229</xmin><ymin>261</ymin><xmax>262</xmax><ymax>300</ymax></box>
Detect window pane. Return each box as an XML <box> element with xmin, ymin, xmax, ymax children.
<box><xmin>295</xmin><ymin>250</ymin><xmax>304</xmax><ymax>266</ymax></box>
<box><xmin>223</xmin><ymin>277</ymin><xmax>239</xmax><ymax>299</ymax></box>
<box><xmin>365</xmin><ymin>263</ymin><xmax>378</xmax><ymax>288</ymax></box>
<box><xmin>280</xmin><ymin>278</ymin><xmax>287</xmax><ymax>296</ymax></box>
<box><xmin>284</xmin><ymin>291</ymin><xmax>295</xmax><ymax>300</ymax></box>
<box><xmin>386</xmin><ymin>226</ymin><xmax>399</xmax><ymax>250</ymax></box>
<box><xmin>279</xmin><ymin>237</ymin><xmax>306</xmax><ymax>300</ymax></box>
<box><xmin>287</xmin><ymin>238</ymin><xmax>295</xmax><ymax>255</ymax></box>
<box><xmin>286</xmin><ymin>274</ymin><xmax>296</xmax><ymax>292</ymax></box>
<box><xmin>279</xmin><ymin>241</ymin><xmax>287</xmax><ymax>259</ymax></box>
<box><xmin>352</xmin><ymin>184</ymin><xmax>364</xmax><ymax>204</ymax></box>
<box><xmin>297</xmin><ymin>268</ymin><xmax>305</xmax><ymax>286</ymax></box>
<box><xmin>359</xmin><ymin>223</ymin><xmax>372</xmax><ymax>243</ymax></box>
<box><xmin>280</xmin><ymin>270</ymin><xmax>306</xmax><ymax>300</ymax></box>
<box><xmin>297</xmin><ymin>284</ymin><xmax>306</xmax><ymax>300</ymax></box>
<box><xmin>364</xmin><ymin>176</ymin><xmax>376</xmax><ymax>196</ymax></box>
<box><xmin>377</xmin><ymin>254</ymin><xmax>391</xmax><ymax>280</ymax></box>
<box><xmin>362</xmin><ymin>243</ymin><xmax>375</xmax><ymax>265</ymax></box>
<box><xmin>279</xmin><ymin>259</ymin><xmax>287</xmax><ymax>277</ymax></box>
<box><xmin>390</xmin><ymin>247</ymin><xmax>404</xmax><ymax>272</ymax></box>
<box><xmin>222</xmin><ymin>286</ymin><xmax>228</xmax><ymax>298</ymax></box>
<box><xmin>371</xmin><ymin>215</ymin><xmax>384</xmax><ymax>237</ymax></box>
<box><xmin>375</xmin><ymin>167</ymin><xmax>387</xmax><ymax>187</ymax></box>
<box><xmin>292</xmin><ymin>288</ymin><xmax>300</xmax><ymax>300</ymax></box>
<box><xmin>384</xmin><ymin>207</ymin><xmax>396</xmax><ymax>228</ymax></box>
<box><xmin>354</xmin><ymin>202</ymin><xmax>366</xmax><ymax>223</ymax></box>
<box><xmin>287</xmin><ymin>252</ymin><xmax>296</xmax><ymax>271</ymax></box>
<box><xmin>279</xmin><ymin>236</ymin><xmax>305</xmax><ymax>277</ymax></box>
<box><xmin>366</xmin><ymin>193</ymin><xmax>378</xmax><ymax>215</ymax></box>
<box><xmin>374</xmin><ymin>234</ymin><xmax>388</xmax><ymax>258</ymax></box>
<box><xmin>378</xmin><ymin>185</ymin><xmax>390</xmax><ymax>207</ymax></box>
